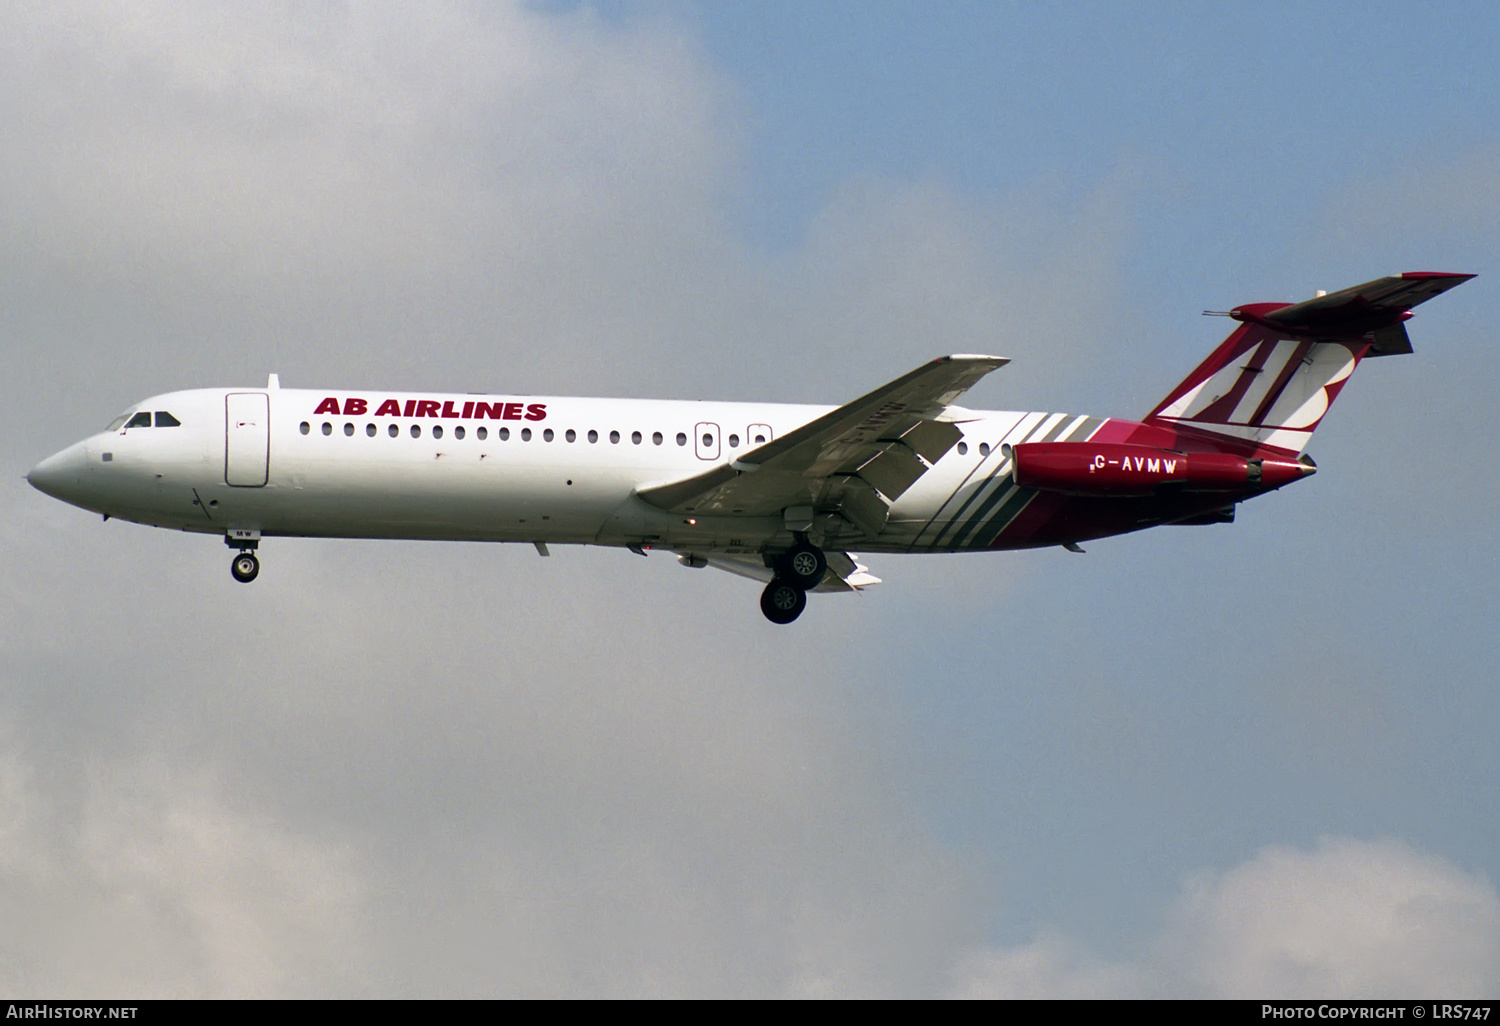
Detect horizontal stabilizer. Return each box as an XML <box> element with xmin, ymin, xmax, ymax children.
<box><xmin>1235</xmin><ymin>271</ymin><xmax>1474</xmax><ymax>341</ymax></box>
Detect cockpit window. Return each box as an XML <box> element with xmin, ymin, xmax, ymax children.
<box><xmin>125</xmin><ymin>412</ymin><xmax>152</xmax><ymax>429</ymax></box>
<box><xmin>107</xmin><ymin>413</ymin><xmax>131</xmax><ymax>432</ymax></box>
<box><xmin>155</xmin><ymin>411</ymin><xmax>181</xmax><ymax>427</ymax></box>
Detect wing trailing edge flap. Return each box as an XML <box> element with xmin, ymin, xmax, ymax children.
<box><xmin>637</xmin><ymin>355</ymin><xmax>1008</xmax><ymax>531</ymax></box>
<box><xmin>679</xmin><ymin>550</ymin><xmax>881</xmax><ymax>592</ymax></box>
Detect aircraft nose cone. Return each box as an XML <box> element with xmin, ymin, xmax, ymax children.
<box><xmin>27</xmin><ymin>445</ymin><xmax>87</xmax><ymax>501</ymax></box>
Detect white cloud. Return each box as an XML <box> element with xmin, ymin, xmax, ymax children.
<box><xmin>0</xmin><ymin>726</ymin><xmax>368</xmax><ymax>997</ymax></box>
<box><xmin>950</xmin><ymin>837</ymin><xmax>1500</xmax><ymax>998</ymax></box>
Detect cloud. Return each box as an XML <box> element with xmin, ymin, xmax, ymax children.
<box><xmin>0</xmin><ymin>725</ymin><xmax>368</xmax><ymax>997</ymax></box>
<box><xmin>950</xmin><ymin>837</ymin><xmax>1500</xmax><ymax>998</ymax></box>
<box><xmin>0</xmin><ymin>485</ymin><xmax>986</xmax><ymax>997</ymax></box>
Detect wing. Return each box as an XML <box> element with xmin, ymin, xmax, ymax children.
<box><xmin>639</xmin><ymin>354</ymin><xmax>1008</xmax><ymax>538</ymax></box>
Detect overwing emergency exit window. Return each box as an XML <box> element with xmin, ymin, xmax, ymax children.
<box><xmin>155</xmin><ymin>412</ymin><xmax>181</xmax><ymax>427</ymax></box>
<box><xmin>126</xmin><ymin>412</ymin><xmax>152</xmax><ymax>429</ymax></box>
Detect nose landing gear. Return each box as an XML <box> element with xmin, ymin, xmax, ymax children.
<box><xmin>225</xmin><ymin>530</ymin><xmax>261</xmax><ymax>584</ymax></box>
<box><xmin>231</xmin><ymin>551</ymin><xmax>260</xmax><ymax>583</ymax></box>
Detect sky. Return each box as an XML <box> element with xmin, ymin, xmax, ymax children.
<box><xmin>2</xmin><ymin>0</ymin><xmax>1498</xmax><ymax>998</ymax></box>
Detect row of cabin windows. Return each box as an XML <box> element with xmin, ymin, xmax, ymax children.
<box><xmin>294</xmin><ymin>422</ymin><xmax>1002</xmax><ymax>458</ymax></box>
<box><xmin>108</xmin><ymin>411</ymin><xmax>181</xmax><ymax>430</ymax></box>
<box><xmin>299</xmin><ymin>422</ymin><xmax>768</xmax><ymax>448</ymax></box>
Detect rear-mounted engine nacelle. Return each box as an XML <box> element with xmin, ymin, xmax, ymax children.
<box><xmin>1009</xmin><ymin>441</ymin><xmax>1311</xmax><ymax>497</ymax></box>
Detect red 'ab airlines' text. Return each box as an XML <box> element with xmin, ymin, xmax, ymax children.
<box><xmin>312</xmin><ymin>397</ymin><xmax>548</xmax><ymax>421</ymax></box>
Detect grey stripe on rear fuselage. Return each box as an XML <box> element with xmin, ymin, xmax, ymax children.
<box><xmin>936</xmin><ymin>412</ymin><xmax>1080</xmax><ymax>550</ymax></box>
<box><xmin>914</xmin><ymin>411</ymin><xmax>1051</xmax><ymax>551</ymax></box>
<box><xmin>939</xmin><ymin>413</ymin><xmax>1103</xmax><ymax>551</ymax></box>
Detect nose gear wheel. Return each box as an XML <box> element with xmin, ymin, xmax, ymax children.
<box><xmin>231</xmin><ymin>551</ymin><xmax>260</xmax><ymax>583</ymax></box>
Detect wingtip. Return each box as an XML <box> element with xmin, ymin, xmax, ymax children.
<box><xmin>944</xmin><ymin>353</ymin><xmax>1011</xmax><ymax>365</ymax></box>
<box><xmin>1399</xmin><ymin>270</ymin><xmax>1476</xmax><ymax>282</ymax></box>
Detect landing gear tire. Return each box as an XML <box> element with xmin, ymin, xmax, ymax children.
<box><xmin>776</xmin><ymin>542</ymin><xmax>827</xmax><ymax>590</ymax></box>
<box><xmin>231</xmin><ymin>552</ymin><xmax>260</xmax><ymax>583</ymax></box>
<box><xmin>760</xmin><ymin>579</ymin><xmax>807</xmax><ymax>625</ymax></box>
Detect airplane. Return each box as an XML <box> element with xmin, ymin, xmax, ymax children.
<box><xmin>27</xmin><ymin>272</ymin><xmax>1472</xmax><ymax>624</ymax></box>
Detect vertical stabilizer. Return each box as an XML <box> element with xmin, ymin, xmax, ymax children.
<box><xmin>1145</xmin><ymin>272</ymin><xmax>1473</xmax><ymax>454</ymax></box>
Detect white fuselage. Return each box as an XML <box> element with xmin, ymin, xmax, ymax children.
<box><xmin>29</xmin><ymin>385</ymin><xmax>1090</xmax><ymax>555</ymax></box>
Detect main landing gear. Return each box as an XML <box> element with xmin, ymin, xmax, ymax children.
<box><xmin>759</xmin><ymin>541</ymin><xmax>827</xmax><ymax>625</ymax></box>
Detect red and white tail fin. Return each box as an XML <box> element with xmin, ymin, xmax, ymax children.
<box><xmin>1146</xmin><ymin>272</ymin><xmax>1473</xmax><ymax>455</ymax></box>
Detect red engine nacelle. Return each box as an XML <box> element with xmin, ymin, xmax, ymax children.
<box><xmin>1009</xmin><ymin>442</ymin><xmax>1312</xmax><ymax>497</ymax></box>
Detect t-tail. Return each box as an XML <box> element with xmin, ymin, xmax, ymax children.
<box><xmin>1145</xmin><ymin>272</ymin><xmax>1474</xmax><ymax>455</ymax></box>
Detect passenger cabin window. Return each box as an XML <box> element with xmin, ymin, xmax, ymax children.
<box><xmin>155</xmin><ymin>411</ymin><xmax>181</xmax><ymax>427</ymax></box>
<box><xmin>300</xmin><ymin>422</ymin><xmax>310</xmax><ymax>435</ymax></box>
<box><xmin>652</xmin><ymin>432</ymin><xmax>663</xmax><ymax>445</ymax></box>
<box><xmin>344</xmin><ymin>423</ymin><xmax>355</xmax><ymax>436</ymax></box>
<box><xmin>322</xmin><ymin>422</ymin><xmax>333</xmax><ymax>436</ymax></box>
<box><xmin>477</xmin><ymin>426</ymin><xmax>488</xmax><ymax>440</ymax></box>
<box><xmin>389</xmin><ymin>424</ymin><xmax>399</xmax><ymax>438</ymax></box>
<box><xmin>126</xmin><ymin>412</ymin><xmax>152</xmax><ymax>429</ymax></box>
<box><xmin>676</xmin><ymin>432</ymin><xmax>687</xmax><ymax>446</ymax></box>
